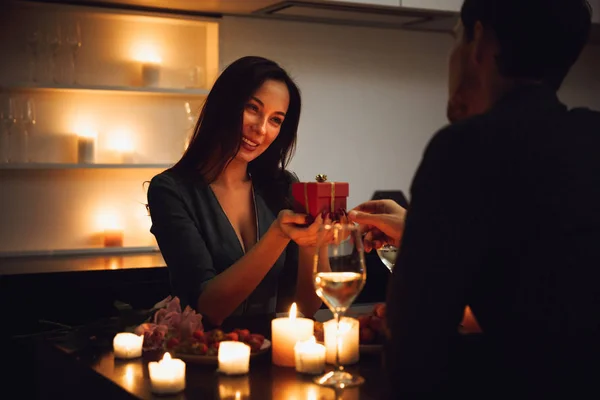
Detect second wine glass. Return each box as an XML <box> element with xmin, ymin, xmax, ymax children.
<box><xmin>313</xmin><ymin>222</ymin><xmax>366</xmax><ymax>389</ymax></box>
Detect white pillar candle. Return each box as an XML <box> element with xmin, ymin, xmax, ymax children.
<box><xmin>113</xmin><ymin>332</ymin><xmax>143</xmax><ymax>359</ymax></box>
<box><xmin>271</xmin><ymin>303</ymin><xmax>314</xmax><ymax>367</ymax></box>
<box><xmin>324</xmin><ymin>317</ymin><xmax>360</xmax><ymax>365</ymax></box>
<box><xmin>294</xmin><ymin>336</ymin><xmax>326</xmax><ymax>375</ymax></box>
<box><xmin>141</xmin><ymin>63</ymin><xmax>161</xmax><ymax>87</ymax></box>
<box><xmin>77</xmin><ymin>135</ymin><xmax>95</xmax><ymax>164</ymax></box>
<box><xmin>218</xmin><ymin>341</ymin><xmax>251</xmax><ymax>375</ymax></box>
<box><xmin>148</xmin><ymin>352</ymin><xmax>186</xmax><ymax>394</ymax></box>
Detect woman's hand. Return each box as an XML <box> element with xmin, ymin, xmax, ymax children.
<box><xmin>274</xmin><ymin>210</ymin><xmax>324</xmax><ymax>247</ymax></box>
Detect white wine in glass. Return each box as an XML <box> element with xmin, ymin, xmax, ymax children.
<box><xmin>314</xmin><ymin>223</ymin><xmax>366</xmax><ymax>389</ymax></box>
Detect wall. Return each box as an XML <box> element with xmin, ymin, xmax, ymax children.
<box><xmin>219</xmin><ymin>16</ymin><xmax>600</xmax><ymax>208</ymax></box>
<box><xmin>0</xmin><ymin>5</ymin><xmax>599</xmax><ymax>254</ymax></box>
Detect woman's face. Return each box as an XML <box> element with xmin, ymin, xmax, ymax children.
<box><xmin>235</xmin><ymin>79</ymin><xmax>290</xmax><ymax>164</ymax></box>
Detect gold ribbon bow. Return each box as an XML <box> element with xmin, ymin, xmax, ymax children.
<box><xmin>303</xmin><ymin>174</ymin><xmax>335</xmax><ymax>215</ymax></box>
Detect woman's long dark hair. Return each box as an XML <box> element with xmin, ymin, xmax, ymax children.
<box><xmin>172</xmin><ymin>56</ymin><xmax>301</xmax><ymax>212</ymax></box>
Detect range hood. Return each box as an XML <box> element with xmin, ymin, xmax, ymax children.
<box><xmin>252</xmin><ymin>1</ymin><xmax>458</xmax><ymax>33</ymax></box>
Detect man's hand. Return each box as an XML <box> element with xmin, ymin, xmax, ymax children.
<box><xmin>348</xmin><ymin>200</ymin><xmax>407</xmax><ymax>252</ymax></box>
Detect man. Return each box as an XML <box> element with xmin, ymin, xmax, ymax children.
<box><xmin>350</xmin><ymin>0</ymin><xmax>599</xmax><ymax>396</ymax></box>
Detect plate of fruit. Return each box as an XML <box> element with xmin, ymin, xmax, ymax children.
<box><xmin>170</xmin><ymin>328</ymin><xmax>270</xmax><ymax>364</ymax></box>
<box><xmin>356</xmin><ymin>303</ymin><xmax>386</xmax><ymax>353</ymax></box>
<box><xmin>134</xmin><ymin>296</ymin><xmax>270</xmax><ymax>364</ymax></box>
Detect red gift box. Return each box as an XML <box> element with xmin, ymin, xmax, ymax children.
<box><xmin>292</xmin><ymin>174</ymin><xmax>349</xmax><ymax>219</ymax></box>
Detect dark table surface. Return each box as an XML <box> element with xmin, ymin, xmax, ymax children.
<box><xmin>36</xmin><ymin>305</ymin><xmax>387</xmax><ymax>400</ymax></box>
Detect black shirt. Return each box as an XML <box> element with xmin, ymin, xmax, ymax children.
<box><xmin>386</xmin><ymin>84</ymin><xmax>600</xmax><ymax>396</ymax></box>
<box><xmin>147</xmin><ymin>169</ymin><xmax>299</xmax><ymax>325</ymax></box>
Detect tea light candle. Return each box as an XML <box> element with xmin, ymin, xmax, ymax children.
<box><xmin>77</xmin><ymin>134</ymin><xmax>95</xmax><ymax>164</ymax></box>
<box><xmin>294</xmin><ymin>336</ymin><xmax>326</xmax><ymax>375</ymax></box>
<box><xmin>113</xmin><ymin>332</ymin><xmax>143</xmax><ymax>359</ymax></box>
<box><xmin>218</xmin><ymin>341</ymin><xmax>251</xmax><ymax>375</ymax></box>
<box><xmin>148</xmin><ymin>352</ymin><xmax>186</xmax><ymax>394</ymax></box>
<box><xmin>324</xmin><ymin>317</ymin><xmax>359</xmax><ymax>365</ymax></box>
<box><xmin>104</xmin><ymin>229</ymin><xmax>124</xmax><ymax>247</ymax></box>
<box><xmin>271</xmin><ymin>303</ymin><xmax>314</xmax><ymax>367</ymax></box>
<box><xmin>141</xmin><ymin>62</ymin><xmax>161</xmax><ymax>87</ymax></box>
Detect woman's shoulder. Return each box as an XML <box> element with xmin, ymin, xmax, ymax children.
<box><xmin>148</xmin><ymin>169</ymin><xmax>210</xmax><ymax>205</ymax></box>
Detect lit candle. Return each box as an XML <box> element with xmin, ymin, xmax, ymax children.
<box><xmin>324</xmin><ymin>317</ymin><xmax>359</xmax><ymax>365</ymax></box>
<box><xmin>104</xmin><ymin>229</ymin><xmax>124</xmax><ymax>247</ymax></box>
<box><xmin>271</xmin><ymin>303</ymin><xmax>314</xmax><ymax>367</ymax></box>
<box><xmin>148</xmin><ymin>352</ymin><xmax>186</xmax><ymax>394</ymax></box>
<box><xmin>294</xmin><ymin>336</ymin><xmax>326</xmax><ymax>375</ymax></box>
<box><xmin>77</xmin><ymin>134</ymin><xmax>96</xmax><ymax>164</ymax></box>
<box><xmin>218</xmin><ymin>341</ymin><xmax>251</xmax><ymax>375</ymax></box>
<box><xmin>113</xmin><ymin>332</ymin><xmax>143</xmax><ymax>359</ymax></box>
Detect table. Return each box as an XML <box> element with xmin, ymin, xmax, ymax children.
<box><xmin>36</xmin><ymin>305</ymin><xmax>388</xmax><ymax>399</ymax></box>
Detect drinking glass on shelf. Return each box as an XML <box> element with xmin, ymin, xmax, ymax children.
<box><xmin>18</xmin><ymin>98</ymin><xmax>36</xmax><ymax>163</ymax></box>
<box><xmin>26</xmin><ymin>29</ymin><xmax>41</xmax><ymax>83</ymax></box>
<box><xmin>46</xmin><ymin>24</ymin><xmax>62</xmax><ymax>83</ymax></box>
<box><xmin>377</xmin><ymin>244</ymin><xmax>398</xmax><ymax>272</ymax></box>
<box><xmin>0</xmin><ymin>97</ymin><xmax>18</xmax><ymax>163</ymax></box>
<box><xmin>314</xmin><ymin>223</ymin><xmax>366</xmax><ymax>389</ymax></box>
<box><xmin>65</xmin><ymin>20</ymin><xmax>82</xmax><ymax>84</ymax></box>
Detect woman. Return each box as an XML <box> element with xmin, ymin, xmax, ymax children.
<box><xmin>147</xmin><ymin>56</ymin><xmax>325</xmax><ymax>328</ymax></box>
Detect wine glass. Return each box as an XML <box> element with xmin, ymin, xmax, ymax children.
<box><xmin>314</xmin><ymin>223</ymin><xmax>366</xmax><ymax>388</ymax></box>
<box><xmin>26</xmin><ymin>29</ymin><xmax>41</xmax><ymax>83</ymax></box>
<box><xmin>65</xmin><ymin>20</ymin><xmax>82</xmax><ymax>84</ymax></box>
<box><xmin>377</xmin><ymin>244</ymin><xmax>398</xmax><ymax>272</ymax></box>
<box><xmin>46</xmin><ymin>24</ymin><xmax>62</xmax><ymax>83</ymax></box>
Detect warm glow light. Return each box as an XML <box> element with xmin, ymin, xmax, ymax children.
<box><xmin>132</xmin><ymin>41</ymin><xmax>162</xmax><ymax>63</ymax></box>
<box><xmin>107</xmin><ymin>129</ymin><xmax>135</xmax><ymax>153</ymax></box>
<box><xmin>289</xmin><ymin>303</ymin><xmax>297</xmax><ymax>320</ymax></box>
<box><xmin>96</xmin><ymin>210</ymin><xmax>122</xmax><ymax>230</ymax></box>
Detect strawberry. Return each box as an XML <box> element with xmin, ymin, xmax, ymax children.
<box><xmin>247</xmin><ymin>337</ymin><xmax>263</xmax><ymax>353</ymax></box>
<box><xmin>358</xmin><ymin>315</ymin><xmax>371</xmax><ymax>328</ymax></box>
<box><xmin>166</xmin><ymin>337</ymin><xmax>180</xmax><ymax>350</ymax></box>
<box><xmin>191</xmin><ymin>342</ymin><xmax>208</xmax><ymax>355</ymax></box>
<box><xmin>236</xmin><ymin>329</ymin><xmax>250</xmax><ymax>342</ymax></box>
<box><xmin>192</xmin><ymin>329</ymin><xmax>206</xmax><ymax>342</ymax></box>
<box><xmin>369</xmin><ymin>316</ymin><xmax>384</xmax><ymax>333</ymax></box>
<box><xmin>224</xmin><ymin>332</ymin><xmax>239</xmax><ymax>341</ymax></box>
<box><xmin>249</xmin><ymin>333</ymin><xmax>265</xmax><ymax>347</ymax></box>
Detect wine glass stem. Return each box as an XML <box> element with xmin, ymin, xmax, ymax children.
<box><xmin>334</xmin><ymin>311</ymin><xmax>343</xmax><ymax>373</ymax></box>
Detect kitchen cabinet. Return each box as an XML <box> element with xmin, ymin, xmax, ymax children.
<box><xmin>325</xmin><ymin>0</ymin><xmax>401</xmax><ymax>6</ymax></box>
<box><xmin>590</xmin><ymin>0</ymin><xmax>600</xmax><ymax>24</ymax></box>
<box><xmin>401</xmin><ymin>0</ymin><xmax>462</xmax><ymax>13</ymax></box>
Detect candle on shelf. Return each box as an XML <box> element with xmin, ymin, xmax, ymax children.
<box><xmin>141</xmin><ymin>62</ymin><xmax>161</xmax><ymax>87</ymax></box>
<box><xmin>77</xmin><ymin>133</ymin><xmax>96</xmax><ymax>164</ymax></box>
<box><xmin>104</xmin><ymin>229</ymin><xmax>124</xmax><ymax>247</ymax></box>
<box><xmin>218</xmin><ymin>375</ymin><xmax>250</xmax><ymax>399</ymax></box>
<box><xmin>294</xmin><ymin>336</ymin><xmax>326</xmax><ymax>375</ymax></box>
<box><xmin>218</xmin><ymin>341</ymin><xmax>251</xmax><ymax>375</ymax></box>
<box><xmin>113</xmin><ymin>332</ymin><xmax>143</xmax><ymax>359</ymax></box>
<box><xmin>324</xmin><ymin>317</ymin><xmax>359</xmax><ymax>365</ymax></box>
<box><xmin>148</xmin><ymin>352</ymin><xmax>186</xmax><ymax>395</ymax></box>
<box><xmin>271</xmin><ymin>303</ymin><xmax>314</xmax><ymax>367</ymax></box>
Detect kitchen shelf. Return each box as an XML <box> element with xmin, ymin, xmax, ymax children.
<box><xmin>0</xmin><ymin>83</ymin><xmax>210</xmax><ymax>96</ymax></box>
<box><xmin>0</xmin><ymin>163</ymin><xmax>172</xmax><ymax>170</ymax></box>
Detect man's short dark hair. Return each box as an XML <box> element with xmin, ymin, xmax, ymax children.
<box><xmin>461</xmin><ymin>0</ymin><xmax>592</xmax><ymax>91</ymax></box>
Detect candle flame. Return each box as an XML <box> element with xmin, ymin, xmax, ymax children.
<box><xmin>162</xmin><ymin>352</ymin><xmax>171</xmax><ymax>361</ymax></box>
<box><xmin>235</xmin><ymin>391</ymin><xmax>241</xmax><ymax>400</ymax></box>
<box><xmin>289</xmin><ymin>302</ymin><xmax>297</xmax><ymax>320</ymax></box>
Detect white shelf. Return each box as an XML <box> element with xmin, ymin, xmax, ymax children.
<box><xmin>0</xmin><ymin>246</ymin><xmax>160</xmax><ymax>259</ymax></box>
<box><xmin>0</xmin><ymin>83</ymin><xmax>210</xmax><ymax>96</ymax></box>
<box><xmin>0</xmin><ymin>163</ymin><xmax>172</xmax><ymax>170</ymax></box>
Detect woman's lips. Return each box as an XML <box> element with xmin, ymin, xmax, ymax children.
<box><xmin>241</xmin><ymin>136</ymin><xmax>259</xmax><ymax>151</ymax></box>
